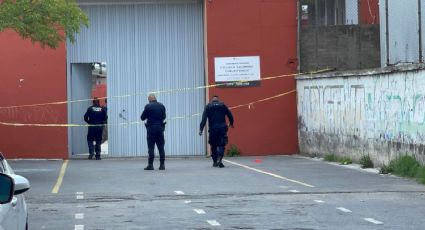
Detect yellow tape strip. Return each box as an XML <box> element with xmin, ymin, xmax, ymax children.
<box><xmin>0</xmin><ymin>68</ymin><xmax>330</xmax><ymax>110</ymax></box>
<box><xmin>0</xmin><ymin>89</ymin><xmax>297</xmax><ymax>127</ymax></box>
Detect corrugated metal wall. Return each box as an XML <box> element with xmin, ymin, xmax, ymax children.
<box><xmin>380</xmin><ymin>0</ymin><xmax>421</xmax><ymax>66</ymax></box>
<box><xmin>67</xmin><ymin>0</ymin><xmax>205</xmax><ymax>157</ymax></box>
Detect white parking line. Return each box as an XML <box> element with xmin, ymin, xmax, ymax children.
<box><xmin>207</xmin><ymin>220</ymin><xmax>221</xmax><ymax>226</ymax></box>
<box><xmin>193</xmin><ymin>209</ymin><xmax>206</xmax><ymax>214</ymax></box>
<box><xmin>314</xmin><ymin>200</ymin><xmax>325</xmax><ymax>203</ymax></box>
<box><xmin>76</xmin><ymin>192</ymin><xmax>84</xmax><ymax>195</ymax></box>
<box><xmin>75</xmin><ymin>213</ymin><xmax>84</xmax><ymax>220</ymax></box>
<box><xmin>174</xmin><ymin>191</ymin><xmax>185</xmax><ymax>195</ymax></box>
<box><xmin>224</xmin><ymin>159</ymin><xmax>315</xmax><ymax>188</ymax></box>
<box><xmin>75</xmin><ymin>225</ymin><xmax>84</xmax><ymax>230</ymax></box>
<box><xmin>364</xmin><ymin>218</ymin><xmax>384</xmax><ymax>225</ymax></box>
<box><xmin>289</xmin><ymin>190</ymin><xmax>300</xmax><ymax>193</ymax></box>
<box><xmin>336</xmin><ymin>207</ymin><xmax>352</xmax><ymax>213</ymax></box>
<box><xmin>76</xmin><ymin>195</ymin><xmax>84</xmax><ymax>200</ymax></box>
<box><xmin>184</xmin><ymin>200</ymin><xmax>192</xmax><ymax>204</ymax></box>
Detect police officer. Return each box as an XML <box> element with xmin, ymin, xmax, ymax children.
<box><xmin>84</xmin><ymin>98</ymin><xmax>107</xmax><ymax>160</ymax></box>
<box><xmin>141</xmin><ymin>94</ymin><xmax>166</xmax><ymax>170</ymax></box>
<box><xmin>199</xmin><ymin>95</ymin><xmax>234</xmax><ymax>168</ymax></box>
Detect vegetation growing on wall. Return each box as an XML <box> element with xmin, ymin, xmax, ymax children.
<box><xmin>380</xmin><ymin>155</ymin><xmax>425</xmax><ymax>185</ymax></box>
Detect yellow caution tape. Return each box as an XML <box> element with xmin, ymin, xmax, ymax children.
<box><xmin>0</xmin><ymin>89</ymin><xmax>297</xmax><ymax>127</ymax></box>
<box><xmin>0</xmin><ymin>68</ymin><xmax>330</xmax><ymax>110</ymax></box>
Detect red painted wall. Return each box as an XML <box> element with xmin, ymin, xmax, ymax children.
<box><xmin>206</xmin><ymin>0</ymin><xmax>299</xmax><ymax>155</ymax></box>
<box><xmin>92</xmin><ymin>84</ymin><xmax>107</xmax><ymax>107</ymax></box>
<box><xmin>0</xmin><ymin>30</ymin><xmax>68</xmax><ymax>159</ymax></box>
<box><xmin>359</xmin><ymin>0</ymin><xmax>379</xmax><ymax>24</ymax></box>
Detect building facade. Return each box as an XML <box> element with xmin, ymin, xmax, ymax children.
<box><xmin>0</xmin><ymin>0</ymin><xmax>299</xmax><ymax>158</ymax></box>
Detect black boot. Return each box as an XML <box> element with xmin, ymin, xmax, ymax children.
<box><xmin>218</xmin><ymin>156</ymin><xmax>225</xmax><ymax>168</ymax></box>
<box><xmin>144</xmin><ymin>164</ymin><xmax>154</xmax><ymax>170</ymax></box>
<box><xmin>145</xmin><ymin>158</ymin><xmax>154</xmax><ymax>170</ymax></box>
<box><xmin>213</xmin><ymin>161</ymin><xmax>219</xmax><ymax>167</ymax></box>
<box><xmin>159</xmin><ymin>158</ymin><xmax>165</xmax><ymax>170</ymax></box>
<box><xmin>159</xmin><ymin>163</ymin><xmax>165</xmax><ymax>170</ymax></box>
<box><xmin>88</xmin><ymin>154</ymin><xmax>93</xmax><ymax>160</ymax></box>
<box><xmin>212</xmin><ymin>155</ymin><xmax>218</xmax><ymax>167</ymax></box>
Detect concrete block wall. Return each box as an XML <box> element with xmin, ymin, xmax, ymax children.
<box><xmin>297</xmin><ymin>64</ymin><xmax>425</xmax><ymax>165</ymax></box>
<box><xmin>300</xmin><ymin>25</ymin><xmax>381</xmax><ymax>72</ymax></box>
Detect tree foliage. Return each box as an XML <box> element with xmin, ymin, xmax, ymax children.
<box><xmin>0</xmin><ymin>0</ymin><xmax>89</xmax><ymax>49</ymax></box>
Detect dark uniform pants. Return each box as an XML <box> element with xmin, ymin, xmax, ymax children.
<box><xmin>87</xmin><ymin>126</ymin><xmax>104</xmax><ymax>157</ymax></box>
<box><xmin>209</xmin><ymin>127</ymin><xmax>228</xmax><ymax>162</ymax></box>
<box><xmin>147</xmin><ymin>126</ymin><xmax>165</xmax><ymax>164</ymax></box>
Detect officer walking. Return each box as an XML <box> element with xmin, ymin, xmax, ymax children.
<box><xmin>141</xmin><ymin>94</ymin><xmax>166</xmax><ymax>170</ymax></box>
<box><xmin>199</xmin><ymin>95</ymin><xmax>234</xmax><ymax>168</ymax></box>
<box><xmin>84</xmin><ymin>98</ymin><xmax>107</xmax><ymax>160</ymax></box>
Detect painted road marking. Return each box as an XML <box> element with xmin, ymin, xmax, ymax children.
<box><xmin>184</xmin><ymin>200</ymin><xmax>192</xmax><ymax>204</ymax></box>
<box><xmin>76</xmin><ymin>192</ymin><xmax>84</xmax><ymax>199</ymax></box>
<box><xmin>75</xmin><ymin>225</ymin><xmax>84</xmax><ymax>230</ymax></box>
<box><xmin>207</xmin><ymin>220</ymin><xmax>221</xmax><ymax>226</ymax></box>
<box><xmin>194</xmin><ymin>209</ymin><xmax>206</xmax><ymax>214</ymax></box>
<box><xmin>364</xmin><ymin>218</ymin><xmax>384</xmax><ymax>225</ymax></box>
<box><xmin>174</xmin><ymin>191</ymin><xmax>185</xmax><ymax>195</ymax></box>
<box><xmin>279</xmin><ymin>186</ymin><xmax>289</xmax><ymax>189</ymax></box>
<box><xmin>75</xmin><ymin>213</ymin><xmax>84</xmax><ymax>220</ymax></box>
<box><xmin>336</xmin><ymin>207</ymin><xmax>352</xmax><ymax>213</ymax></box>
<box><xmin>314</xmin><ymin>200</ymin><xmax>325</xmax><ymax>203</ymax></box>
<box><xmin>14</xmin><ymin>169</ymin><xmax>53</xmax><ymax>173</ymax></box>
<box><xmin>289</xmin><ymin>190</ymin><xmax>300</xmax><ymax>193</ymax></box>
<box><xmin>224</xmin><ymin>159</ymin><xmax>315</xmax><ymax>188</ymax></box>
<box><xmin>52</xmin><ymin>160</ymin><xmax>69</xmax><ymax>194</ymax></box>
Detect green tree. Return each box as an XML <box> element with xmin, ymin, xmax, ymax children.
<box><xmin>0</xmin><ymin>0</ymin><xmax>89</xmax><ymax>49</ymax></box>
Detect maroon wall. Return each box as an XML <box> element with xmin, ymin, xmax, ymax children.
<box><xmin>0</xmin><ymin>30</ymin><xmax>68</xmax><ymax>159</ymax></box>
<box><xmin>359</xmin><ymin>0</ymin><xmax>379</xmax><ymax>25</ymax></box>
<box><xmin>206</xmin><ymin>0</ymin><xmax>299</xmax><ymax>155</ymax></box>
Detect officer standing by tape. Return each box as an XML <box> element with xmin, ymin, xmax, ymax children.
<box><xmin>199</xmin><ymin>95</ymin><xmax>234</xmax><ymax>168</ymax></box>
<box><xmin>141</xmin><ymin>94</ymin><xmax>166</xmax><ymax>170</ymax></box>
<box><xmin>84</xmin><ymin>98</ymin><xmax>107</xmax><ymax>160</ymax></box>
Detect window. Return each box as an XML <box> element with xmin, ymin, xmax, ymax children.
<box><xmin>301</xmin><ymin>0</ymin><xmax>359</xmax><ymax>26</ymax></box>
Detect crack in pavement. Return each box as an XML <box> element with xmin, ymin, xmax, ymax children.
<box><xmin>26</xmin><ymin>190</ymin><xmax>425</xmax><ymax>204</ymax></box>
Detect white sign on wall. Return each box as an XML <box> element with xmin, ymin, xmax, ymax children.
<box><xmin>214</xmin><ymin>56</ymin><xmax>261</xmax><ymax>87</ymax></box>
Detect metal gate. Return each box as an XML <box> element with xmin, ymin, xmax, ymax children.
<box><xmin>67</xmin><ymin>0</ymin><xmax>205</xmax><ymax>157</ymax></box>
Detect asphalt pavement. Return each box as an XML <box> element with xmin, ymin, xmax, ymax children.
<box><xmin>8</xmin><ymin>155</ymin><xmax>425</xmax><ymax>230</ymax></box>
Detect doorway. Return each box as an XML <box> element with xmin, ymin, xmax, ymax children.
<box><xmin>68</xmin><ymin>63</ymin><xmax>108</xmax><ymax>157</ymax></box>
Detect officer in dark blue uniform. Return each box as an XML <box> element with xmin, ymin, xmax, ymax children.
<box><xmin>200</xmin><ymin>95</ymin><xmax>234</xmax><ymax>168</ymax></box>
<box><xmin>84</xmin><ymin>98</ymin><xmax>107</xmax><ymax>160</ymax></box>
<box><xmin>141</xmin><ymin>94</ymin><xmax>166</xmax><ymax>170</ymax></box>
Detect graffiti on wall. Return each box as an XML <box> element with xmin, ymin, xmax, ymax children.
<box><xmin>298</xmin><ymin>71</ymin><xmax>425</xmax><ymax>146</ymax></box>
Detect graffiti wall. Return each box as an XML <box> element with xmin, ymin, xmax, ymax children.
<box><xmin>297</xmin><ymin>65</ymin><xmax>425</xmax><ymax>165</ymax></box>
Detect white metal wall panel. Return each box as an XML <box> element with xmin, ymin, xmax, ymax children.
<box><xmin>380</xmin><ymin>0</ymin><xmax>419</xmax><ymax>64</ymax></box>
<box><xmin>67</xmin><ymin>1</ymin><xmax>205</xmax><ymax>157</ymax></box>
<box><xmin>69</xmin><ymin>64</ymin><xmax>93</xmax><ymax>155</ymax></box>
<box><xmin>345</xmin><ymin>0</ymin><xmax>358</xmax><ymax>25</ymax></box>
<box><xmin>422</xmin><ymin>0</ymin><xmax>425</xmax><ymax>61</ymax></box>
<box><xmin>379</xmin><ymin>0</ymin><xmax>387</xmax><ymax>67</ymax></box>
